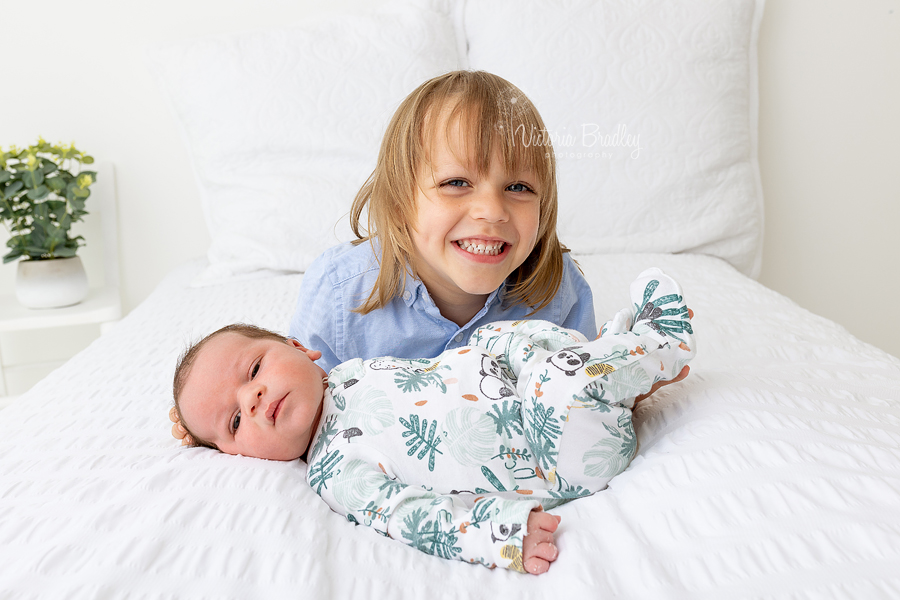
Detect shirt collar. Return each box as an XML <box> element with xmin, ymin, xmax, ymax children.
<box><xmin>403</xmin><ymin>272</ymin><xmax>507</xmax><ymax>314</ymax></box>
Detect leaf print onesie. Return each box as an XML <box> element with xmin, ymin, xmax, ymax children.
<box><xmin>306</xmin><ymin>268</ymin><xmax>695</xmax><ymax>572</ymax></box>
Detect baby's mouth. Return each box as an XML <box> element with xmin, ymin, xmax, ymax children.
<box><xmin>456</xmin><ymin>239</ymin><xmax>506</xmax><ymax>256</ymax></box>
<box><xmin>266</xmin><ymin>396</ymin><xmax>286</xmax><ymax>423</ymax></box>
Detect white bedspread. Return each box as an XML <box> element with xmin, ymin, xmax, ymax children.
<box><xmin>2</xmin><ymin>254</ymin><xmax>899</xmax><ymax>599</ymax></box>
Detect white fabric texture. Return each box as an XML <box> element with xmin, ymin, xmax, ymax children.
<box><xmin>146</xmin><ymin>1</ymin><xmax>460</xmax><ymax>285</ymax></box>
<box><xmin>461</xmin><ymin>0</ymin><xmax>766</xmax><ymax>277</ymax></box>
<box><xmin>1</xmin><ymin>254</ymin><xmax>899</xmax><ymax>598</ymax></box>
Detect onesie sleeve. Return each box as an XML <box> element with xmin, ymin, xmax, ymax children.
<box><xmin>306</xmin><ymin>435</ymin><xmax>539</xmax><ymax>572</ymax></box>
<box><xmin>469</xmin><ymin>320</ymin><xmax>587</xmax><ymax>381</ymax></box>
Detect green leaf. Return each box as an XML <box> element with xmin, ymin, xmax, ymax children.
<box><xmin>2</xmin><ymin>180</ymin><xmax>24</xmax><ymax>198</ymax></box>
<box><xmin>45</xmin><ymin>177</ymin><xmax>66</xmax><ymax>192</ymax></box>
<box><xmin>0</xmin><ymin>170</ymin><xmax>10</xmax><ymax>183</ymax></box>
<box><xmin>30</xmin><ymin>226</ymin><xmax>45</xmax><ymax>245</ymax></box>
<box><xmin>3</xmin><ymin>249</ymin><xmax>24</xmax><ymax>263</ymax></box>
<box><xmin>65</xmin><ymin>181</ymin><xmax>90</xmax><ymax>200</ymax></box>
<box><xmin>26</xmin><ymin>185</ymin><xmax>50</xmax><ymax>200</ymax></box>
<box><xmin>82</xmin><ymin>156</ymin><xmax>94</xmax><ymax>164</ymax></box>
<box><xmin>46</xmin><ymin>200</ymin><xmax>66</xmax><ymax>214</ymax></box>
<box><xmin>54</xmin><ymin>245</ymin><xmax>77</xmax><ymax>258</ymax></box>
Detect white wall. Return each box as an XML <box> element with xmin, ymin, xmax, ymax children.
<box><xmin>757</xmin><ymin>0</ymin><xmax>900</xmax><ymax>359</ymax></box>
<box><xmin>0</xmin><ymin>0</ymin><xmax>386</xmax><ymax>393</ymax></box>
<box><xmin>0</xmin><ymin>0</ymin><xmax>384</xmax><ymax>309</ymax></box>
<box><xmin>1</xmin><ymin>0</ymin><xmax>898</xmax><ymax>395</ymax></box>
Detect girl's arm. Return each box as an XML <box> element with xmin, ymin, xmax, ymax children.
<box><xmin>288</xmin><ymin>250</ymin><xmax>342</xmax><ymax>373</ymax></box>
<box><xmin>558</xmin><ymin>253</ymin><xmax>598</xmax><ymax>339</ymax></box>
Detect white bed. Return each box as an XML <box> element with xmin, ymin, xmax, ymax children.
<box><xmin>2</xmin><ymin>1</ymin><xmax>900</xmax><ymax>598</ymax></box>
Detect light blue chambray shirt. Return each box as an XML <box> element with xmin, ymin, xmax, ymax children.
<box><xmin>288</xmin><ymin>241</ymin><xmax>597</xmax><ymax>374</ymax></box>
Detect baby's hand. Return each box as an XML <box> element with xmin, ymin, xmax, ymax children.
<box><xmin>169</xmin><ymin>406</ymin><xmax>194</xmax><ymax>446</ymax></box>
<box><xmin>522</xmin><ymin>506</ymin><xmax>561</xmax><ymax>575</ymax></box>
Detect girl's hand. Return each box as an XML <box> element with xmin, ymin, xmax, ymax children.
<box><xmin>522</xmin><ymin>506</ymin><xmax>561</xmax><ymax>575</ymax></box>
<box><xmin>633</xmin><ymin>308</ymin><xmax>694</xmax><ymax>407</ymax></box>
<box><xmin>634</xmin><ymin>365</ymin><xmax>690</xmax><ymax>405</ymax></box>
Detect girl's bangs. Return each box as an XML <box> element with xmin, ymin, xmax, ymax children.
<box><xmin>425</xmin><ymin>79</ymin><xmax>552</xmax><ymax>194</ymax></box>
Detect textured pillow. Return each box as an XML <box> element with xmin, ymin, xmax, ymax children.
<box><xmin>147</xmin><ymin>1</ymin><xmax>460</xmax><ymax>284</ymax></box>
<box><xmin>461</xmin><ymin>0</ymin><xmax>765</xmax><ymax>277</ymax></box>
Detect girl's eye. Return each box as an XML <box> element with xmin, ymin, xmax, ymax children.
<box><xmin>251</xmin><ymin>360</ymin><xmax>260</xmax><ymax>379</ymax></box>
<box><xmin>232</xmin><ymin>411</ymin><xmax>241</xmax><ymax>433</ymax></box>
<box><xmin>507</xmin><ymin>182</ymin><xmax>534</xmax><ymax>193</ymax></box>
<box><xmin>443</xmin><ymin>179</ymin><xmax>469</xmax><ymax>188</ymax></box>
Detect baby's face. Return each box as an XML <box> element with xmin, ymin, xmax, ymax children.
<box><xmin>179</xmin><ymin>332</ymin><xmax>327</xmax><ymax>461</ymax></box>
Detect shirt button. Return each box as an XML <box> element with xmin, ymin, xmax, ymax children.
<box><xmin>454</xmin><ymin>333</ymin><xmax>463</xmax><ymax>342</ymax></box>
<box><xmin>402</xmin><ymin>291</ymin><xmax>411</xmax><ymax>301</ymax></box>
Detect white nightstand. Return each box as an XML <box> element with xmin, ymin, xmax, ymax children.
<box><xmin>0</xmin><ymin>162</ymin><xmax>122</xmax><ymax>402</ymax></box>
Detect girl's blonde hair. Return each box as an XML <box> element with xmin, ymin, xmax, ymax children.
<box><xmin>350</xmin><ymin>70</ymin><xmax>567</xmax><ymax>315</ymax></box>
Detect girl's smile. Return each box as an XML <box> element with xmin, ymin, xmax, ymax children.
<box><xmin>454</xmin><ymin>238</ymin><xmax>508</xmax><ymax>258</ymax></box>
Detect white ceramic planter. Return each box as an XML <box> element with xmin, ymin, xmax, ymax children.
<box><xmin>16</xmin><ymin>256</ymin><xmax>90</xmax><ymax>309</ymax></box>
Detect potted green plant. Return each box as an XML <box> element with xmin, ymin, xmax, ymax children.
<box><xmin>0</xmin><ymin>138</ymin><xmax>96</xmax><ymax>308</ymax></box>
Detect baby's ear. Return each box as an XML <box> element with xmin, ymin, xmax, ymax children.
<box><xmin>288</xmin><ymin>338</ymin><xmax>322</xmax><ymax>362</ymax></box>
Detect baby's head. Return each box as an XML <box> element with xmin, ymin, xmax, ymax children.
<box><xmin>172</xmin><ymin>324</ymin><xmax>327</xmax><ymax>461</ymax></box>
<box><xmin>353</xmin><ymin>69</ymin><xmax>565</xmax><ymax>314</ymax></box>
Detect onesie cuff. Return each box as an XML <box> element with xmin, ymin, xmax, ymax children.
<box><xmin>479</xmin><ymin>497</ymin><xmax>540</xmax><ymax>572</ymax></box>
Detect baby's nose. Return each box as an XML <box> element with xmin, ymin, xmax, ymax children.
<box><xmin>242</xmin><ymin>385</ymin><xmax>264</xmax><ymax>414</ymax></box>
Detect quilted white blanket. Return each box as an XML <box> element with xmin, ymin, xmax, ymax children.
<box><xmin>2</xmin><ymin>253</ymin><xmax>898</xmax><ymax>599</ymax></box>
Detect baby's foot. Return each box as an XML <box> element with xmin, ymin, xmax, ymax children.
<box><xmin>630</xmin><ymin>268</ymin><xmax>693</xmax><ymax>349</ymax></box>
<box><xmin>599</xmin><ymin>307</ymin><xmax>634</xmax><ymax>337</ymax></box>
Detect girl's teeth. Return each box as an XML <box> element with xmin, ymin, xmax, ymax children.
<box><xmin>457</xmin><ymin>240</ymin><xmax>504</xmax><ymax>255</ymax></box>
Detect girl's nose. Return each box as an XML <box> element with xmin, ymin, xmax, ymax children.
<box><xmin>471</xmin><ymin>187</ymin><xmax>509</xmax><ymax>222</ymax></box>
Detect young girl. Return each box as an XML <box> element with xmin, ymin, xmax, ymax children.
<box><xmin>289</xmin><ymin>70</ymin><xmax>596</xmax><ymax>374</ymax></box>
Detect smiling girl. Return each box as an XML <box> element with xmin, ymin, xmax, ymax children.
<box><xmin>288</xmin><ymin>70</ymin><xmax>596</xmax><ymax>373</ymax></box>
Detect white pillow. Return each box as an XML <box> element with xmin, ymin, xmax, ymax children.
<box><xmin>147</xmin><ymin>1</ymin><xmax>460</xmax><ymax>285</ymax></box>
<box><xmin>460</xmin><ymin>0</ymin><xmax>765</xmax><ymax>277</ymax></box>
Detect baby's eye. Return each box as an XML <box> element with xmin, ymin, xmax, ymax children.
<box><xmin>507</xmin><ymin>182</ymin><xmax>534</xmax><ymax>193</ymax></box>
<box><xmin>232</xmin><ymin>411</ymin><xmax>241</xmax><ymax>433</ymax></box>
<box><xmin>251</xmin><ymin>360</ymin><xmax>260</xmax><ymax>379</ymax></box>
